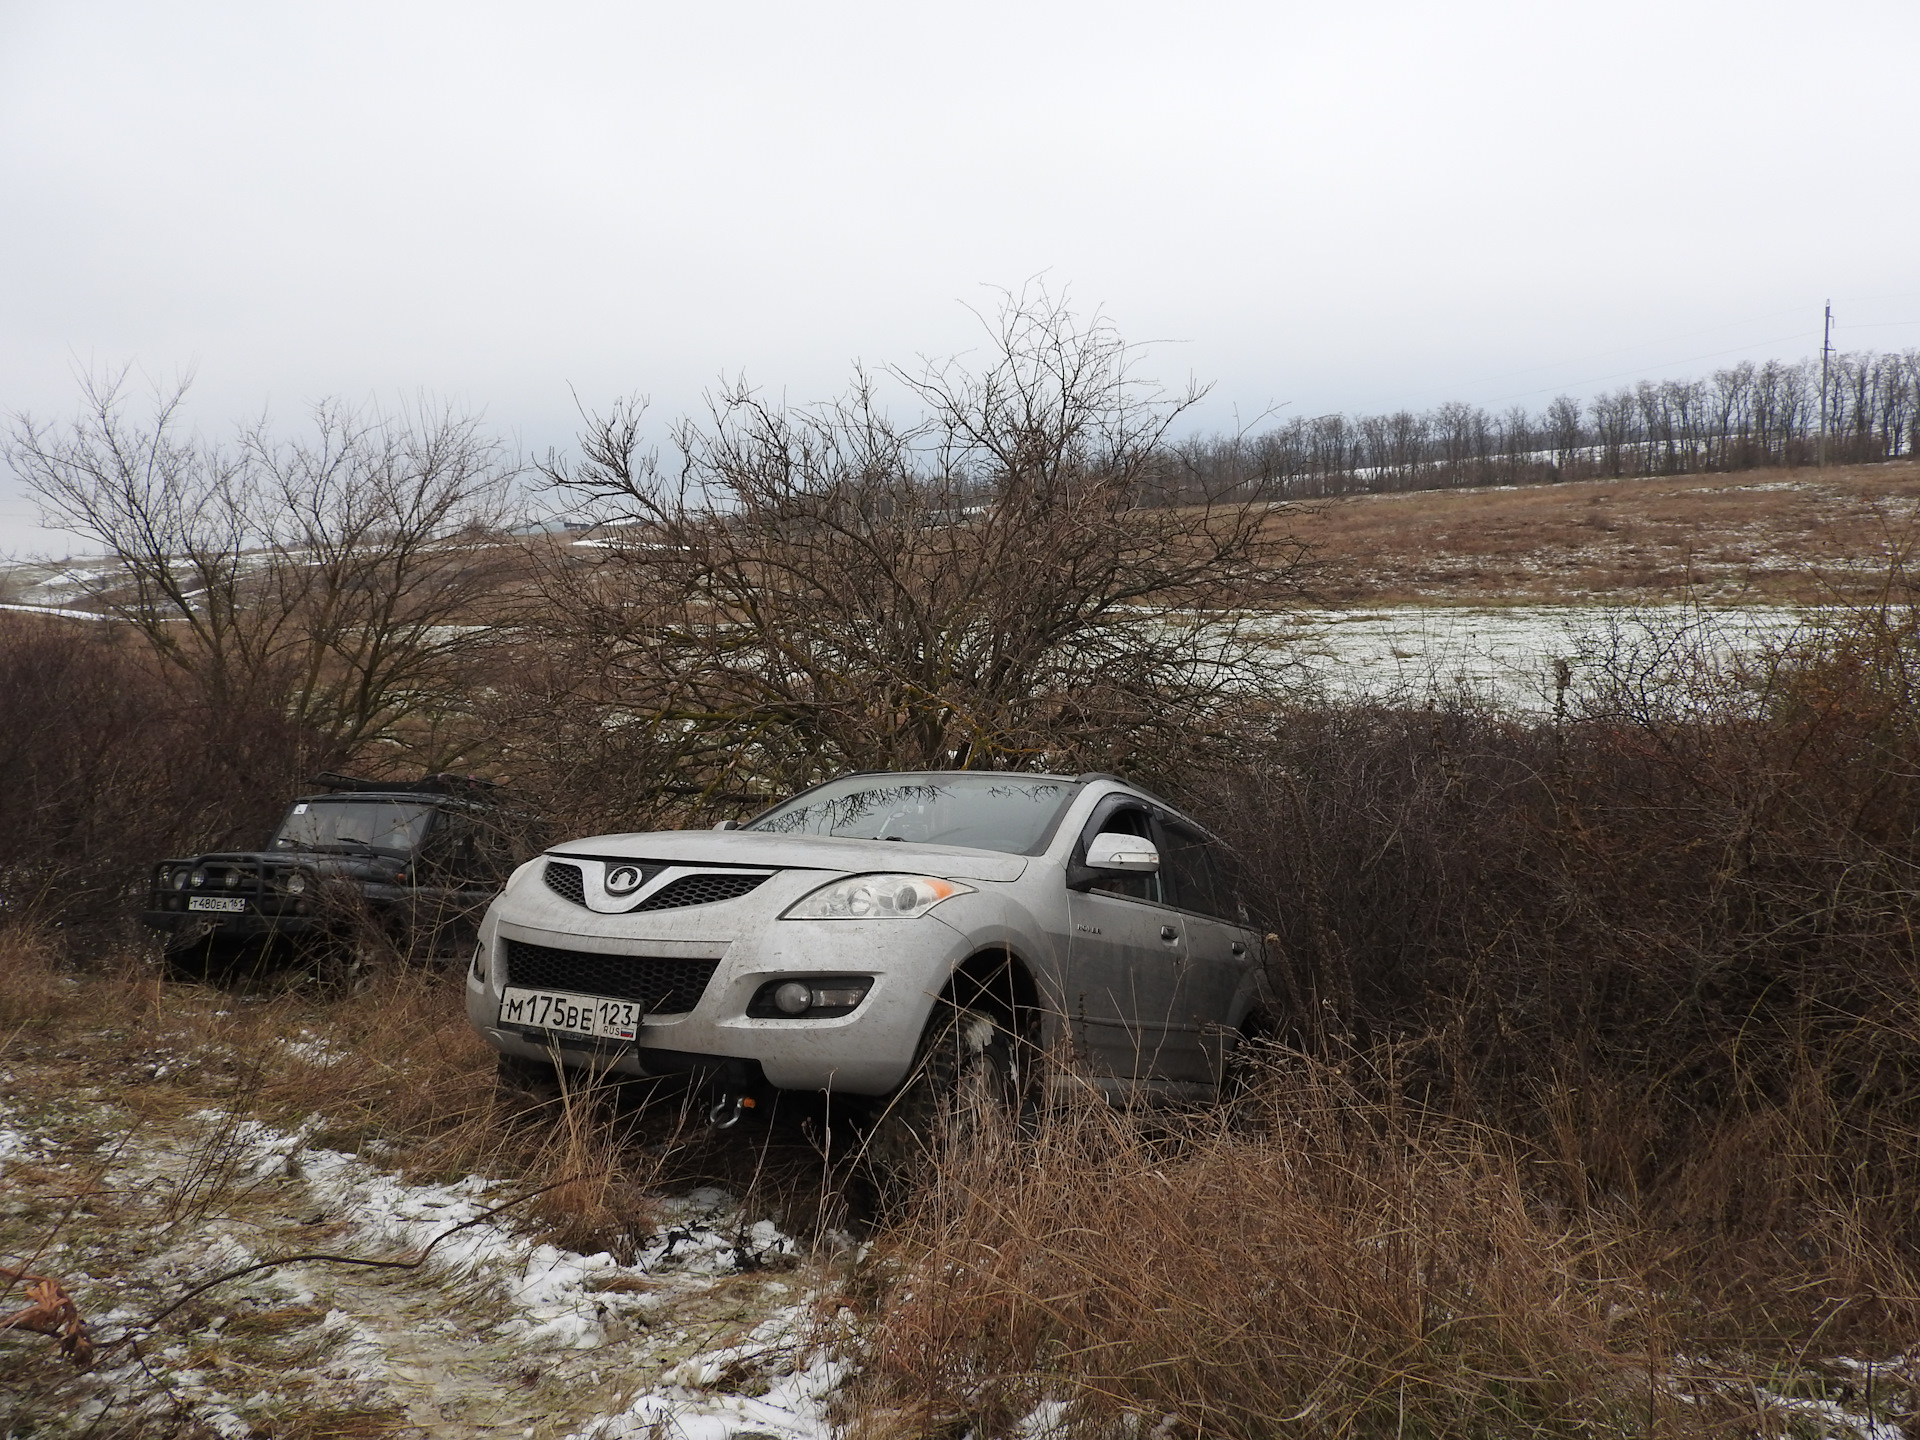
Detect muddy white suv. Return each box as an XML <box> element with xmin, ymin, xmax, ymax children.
<box><xmin>466</xmin><ymin>771</ymin><xmax>1269</xmax><ymax>1123</ymax></box>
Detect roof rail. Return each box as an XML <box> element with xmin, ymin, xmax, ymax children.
<box><xmin>309</xmin><ymin>771</ymin><xmax>499</xmax><ymax>797</ymax></box>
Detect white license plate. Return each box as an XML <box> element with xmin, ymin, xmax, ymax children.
<box><xmin>187</xmin><ymin>897</ymin><xmax>248</xmax><ymax>913</ymax></box>
<box><xmin>498</xmin><ymin>987</ymin><xmax>642</xmax><ymax>1041</ymax></box>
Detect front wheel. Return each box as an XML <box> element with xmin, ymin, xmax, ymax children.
<box><xmin>495</xmin><ymin>1052</ymin><xmax>566</xmax><ymax>1110</ymax></box>
<box><xmin>862</xmin><ymin>1004</ymin><xmax>1022</xmax><ymax>1178</ymax></box>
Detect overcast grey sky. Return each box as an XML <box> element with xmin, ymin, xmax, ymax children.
<box><xmin>3</xmin><ymin>0</ymin><xmax>1916</xmax><ymax>555</ymax></box>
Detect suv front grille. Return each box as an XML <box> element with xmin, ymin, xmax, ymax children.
<box><xmin>538</xmin><ymin>861</ymin><xmax>771</xmax><ymax>912</ymax></box>
<box><xmin>151</xmin><ymin>860</ymin><xmax>306</xmax><ymax>913</ymax></box>
<box><xmin>502</xmin><ymin>940</ymin><xmax>720</xmax><ymax>1014</ymax></box>
<box><xmin>631</xmin><ymin>872</ymin><xmax>769</xmax><ymax>911</ymax></box>
<box><xmin>543</xmin><ymin>861</ymin><xmax>586</xmax><ymax>906</ymax></box>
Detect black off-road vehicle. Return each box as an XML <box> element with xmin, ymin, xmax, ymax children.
<box><xmin>144</xmin><ymin>773</ymin><xmax>529</xmax><ymax>972</ymax></box>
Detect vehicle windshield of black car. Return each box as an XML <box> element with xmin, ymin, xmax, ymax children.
<box><xmin>746</xmin><ymin>774</ymin><xmax>1072</xmax><ymax>854</ymax></box>
<box><xmin>272</xmin><ymin>799</ymin><xmax>437</xmax><ymax>856</ymax></box>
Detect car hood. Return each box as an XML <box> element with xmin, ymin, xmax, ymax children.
<box><xmin>547</xmin><ymin>830</ymin><xmax>1029</xmax><ymax>883</ymax></box>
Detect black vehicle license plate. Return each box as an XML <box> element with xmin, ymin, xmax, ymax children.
<box><xmin>498</xmin><ymin>987</ymin><xmax>641</xmax><ymax>1041</ymax></box>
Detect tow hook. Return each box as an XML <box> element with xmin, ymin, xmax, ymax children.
<box><xmin>707</xmin><ymin>1092</ymin><xmax>757</xmax><ymax>1130</ymax></box>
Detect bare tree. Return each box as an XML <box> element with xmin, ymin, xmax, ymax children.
<box><xmin>6</xmin><ymin>371</ymin><xmax>519</xmax><ymax>767</ymax></box>
<box><xmin>529</xmin><ymin>290</ymin><xmax>1309</xmax><ymax>811</ymax></box>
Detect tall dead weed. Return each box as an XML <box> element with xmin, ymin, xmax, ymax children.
<box><xmin>857</xmin><ymin>1056</ymin><xmax>1664</xmax><ymax>1440</ymax></box>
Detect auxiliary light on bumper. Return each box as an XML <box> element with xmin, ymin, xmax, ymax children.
<box><xmin>746</xmin><ymin>977</ymin><xmax>874</xmax><ymax>1019</ymax></box>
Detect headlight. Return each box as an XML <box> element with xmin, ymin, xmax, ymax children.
<box><xmin>780</xmin><ymin>873</ymin><xmax>973</xmax><ymax>921</ymax></box>
<box><xmin>283</xmin><ymin>872</ymin><xmax>308</xmax><ymax>895</ymax></box>
<box><xmin>189</xmin><ymin>867</ymin><xmax>207</xmax><ymax>888</ymax></box>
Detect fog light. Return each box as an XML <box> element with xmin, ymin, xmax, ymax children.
<box><xmin>190</xmin><ymin>868</ymin><xmax>206</xmax><ymax>888</ymax></box>
<box><xmin>749</xmin><ymin>976</ymin><xmax>874</xmax><ymax>1019</ymax></box>
<box><xmin>284</xmin><ymin>872</ymin><xmax>308</xmax><ymax>895</ymax></box>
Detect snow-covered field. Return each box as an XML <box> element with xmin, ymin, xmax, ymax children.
<box><xmin>2</xmin><ymin>535</ymin><xmax>1819</xmax><ymax>718</ymax></box>
<box><xmin>1277</xmin><ymin>603</ymin><xmax>1810</xmax><ymax>710</ymax></box>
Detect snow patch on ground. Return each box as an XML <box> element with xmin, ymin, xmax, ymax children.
<box><xmin>0</xmin><ymin>1106</ymin><xmax>36</xmax><ymax>1170</ymax></box>
<box><xmin>577</xmin><ymin>1303</ymin><xmax>847</xmax><ymax>1440</ymax></box>
<box><xmin>1278</xmin><ymin>603</ymin><xmax>1811</xmax><ymax>710</ymax></box>
<box><xmin>201</xmin><ymin>1116</ymin><xmax>844</xmax><ymax>1434</ymax></box>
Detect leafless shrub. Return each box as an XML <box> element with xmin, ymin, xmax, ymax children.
<box><xmin>0</xmin><ymin>614</ymin><xmax>316</xmax><ymax>932</ymax></box>
<box><xmin>5</xmin><ymin>371</ymin><xmax>520</xmax><ymax>770</ymax></box>
<box><xmin>1176</xmin><ymin>584</ymin><xmax>1920</xmax><ymax>1349</ymax></box>
<box><xmin>522</xmin><ymin>288</ymin><xmax>1309</xmax><ymax>821</ymax></box>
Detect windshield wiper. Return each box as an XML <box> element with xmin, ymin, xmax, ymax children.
<box><xmin>294</xmin><ymin>841</ymin><xmax>408</xmax><ymax>859</ymax></box>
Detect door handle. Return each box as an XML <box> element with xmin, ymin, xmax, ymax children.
<box><xmin>1231</xmin><ymin>941</ymin><xmax>1246</xmax><ymax>956</ymax></box>
<box><xmin>1160</xmin><ymin>925</ymin><xmax>1179</xmax><ymax>942</ymax></box>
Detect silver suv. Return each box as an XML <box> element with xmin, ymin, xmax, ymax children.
<box><xmin>465</xmin><ymin>771</ymin><xmax>1269</xmax><ymax>1121</ymax></box>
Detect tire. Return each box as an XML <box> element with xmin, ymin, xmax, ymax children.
<box><xmin>1220</xmin><ymin>1019</ymin><xmax>1276</xmax><ymax>1134</ymax></box>
<box><xmin>863</xmin><ymin>1003</ymin><xmax>1021</xmax><ymax>1177</ymax></box>
<box><xmin>495</xmin><ymin>1052</ymin><xmax>566</xmax><ymax>1109</ymax></box>
<box><xmin>163</xmin><ymin>935</ymin><xmax>272</xmax><ymax>985</ymax></box>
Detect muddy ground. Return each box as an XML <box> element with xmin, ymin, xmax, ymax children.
<box><xmin>0</xmin><ymin>960</ymin><xmax>867</xmax><ymax>1440</ymax></box>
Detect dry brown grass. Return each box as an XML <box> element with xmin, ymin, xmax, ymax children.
<box><xmin>0</xmin><ymin>936</ymin><xmax>671</xmax><ymax>1262</ymax></box>
<box><xmin>0</xmin><ymin>925</ymin><xmax>75</xmax><ymax>1031</ymax></box>
<box><xmin>1279</xmin><ymin>460</ymin><xmax>1920</xmax><ymax>605</ymax></box>
<box><xmin>241</xmin><ymin>964</ymin><xmax>670</xmax><ymax>1258</ymax></box>
<box><xmin>855</xmin><ymin>1057</ymin><xmax>1662</xmax><ymax>1440</ymax></box>
<box><xmin>853</xmin><ymin>1051</ymin><xmax>1920</xmax><ymax>1440</ymax></box>
<box><xmin>838</xmin><ymin>588</ymin><xmax>1920</xmax><ymax>1439</ymax></box>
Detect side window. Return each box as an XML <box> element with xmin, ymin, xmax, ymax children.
<box><xmin>423</xmin><ymin>812</ymin><xmax>493</xmax><ymax>882</ymax></box>
<box><xmin>1209</xmin><ymin>840</ymin><xmax>1249</xmax><ymax>923</ymax></box>
<box><xmin>1159</xmin><ymin>822</ymin><xmax>1229</xmax><ymax>919</ymax></box>
<box><xmin>1084</xmin><ymin>806</ymin><xmax>1162</xmax><ymax>904</ymax></box>
<box><xmin>472</xmin><ymin>814</ymin><xmax>520</xmax><ymax>881</ymax></box>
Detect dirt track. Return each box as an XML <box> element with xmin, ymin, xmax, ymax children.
<box><xmin>0</xmin><ymin>979</ymin><xmax>849</xmax><ymax>1440</ymax></box>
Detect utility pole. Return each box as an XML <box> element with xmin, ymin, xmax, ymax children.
<box><xmin>1818</xmin><ymin>300</ymin><xmax>1833</xmax><ymax>469</ymax></box>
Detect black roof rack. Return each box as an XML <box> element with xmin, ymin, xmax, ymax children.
<box><xmin>309</xmin><ymin>771</ymin><xmax>499</xmax><ymax>798</ymax></box>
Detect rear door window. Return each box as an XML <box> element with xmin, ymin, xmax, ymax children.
<box><xmin>1158</xmin><ymin>821</ymin><xmax>1232</xmax><ymax>919</ymax></box>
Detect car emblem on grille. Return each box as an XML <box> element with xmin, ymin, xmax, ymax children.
<box><xmin>604</xmin><ymin>864</ymin><xmax>646</xmax><ymax>896</ymax></box>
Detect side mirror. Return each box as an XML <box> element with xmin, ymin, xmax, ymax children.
<box><xmin>713</xmin><ymin>820</ymin><xmax>742</xmax><ymax>832</ymax></box>
<box><xmin>1085</xmin><ymin>832</ymin><xmax>1160</xmax><ymax>873</ymax></box>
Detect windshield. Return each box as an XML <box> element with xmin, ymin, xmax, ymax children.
<box><xmin>746</xmin><ymin>774</ymin><xmax>1075</xmax><ymax>854</ymax></box>
<box><xmin>272</xmin><ymin>799</ymin><xmax>437</xmax><ymax>856</ymax></box>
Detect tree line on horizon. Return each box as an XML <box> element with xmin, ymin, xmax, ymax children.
<box><xmin>1182</xmin><ymin>347</ymin><xmax>1920</xmax><ymax>498</ymax></box>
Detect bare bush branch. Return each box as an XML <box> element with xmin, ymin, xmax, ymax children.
<box><xmin>527</xmin><ymin>290</ymin><xmax>1308</xmax><ymax>814</ymax></box>
<box><xmin>5</xmin><ymin>374</ymin><xmax>520</xmax><ymax>761</ymax></box>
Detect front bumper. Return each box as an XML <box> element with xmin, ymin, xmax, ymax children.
<box><xmin>466</xmin><ymin>883</ymin><xmax>975</xmax><ymax>1096</ymax></box>
<box><xmin>142</xmin><ymin>909</ymin><xmax>324</xmax><ymax>938</ymax></box>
